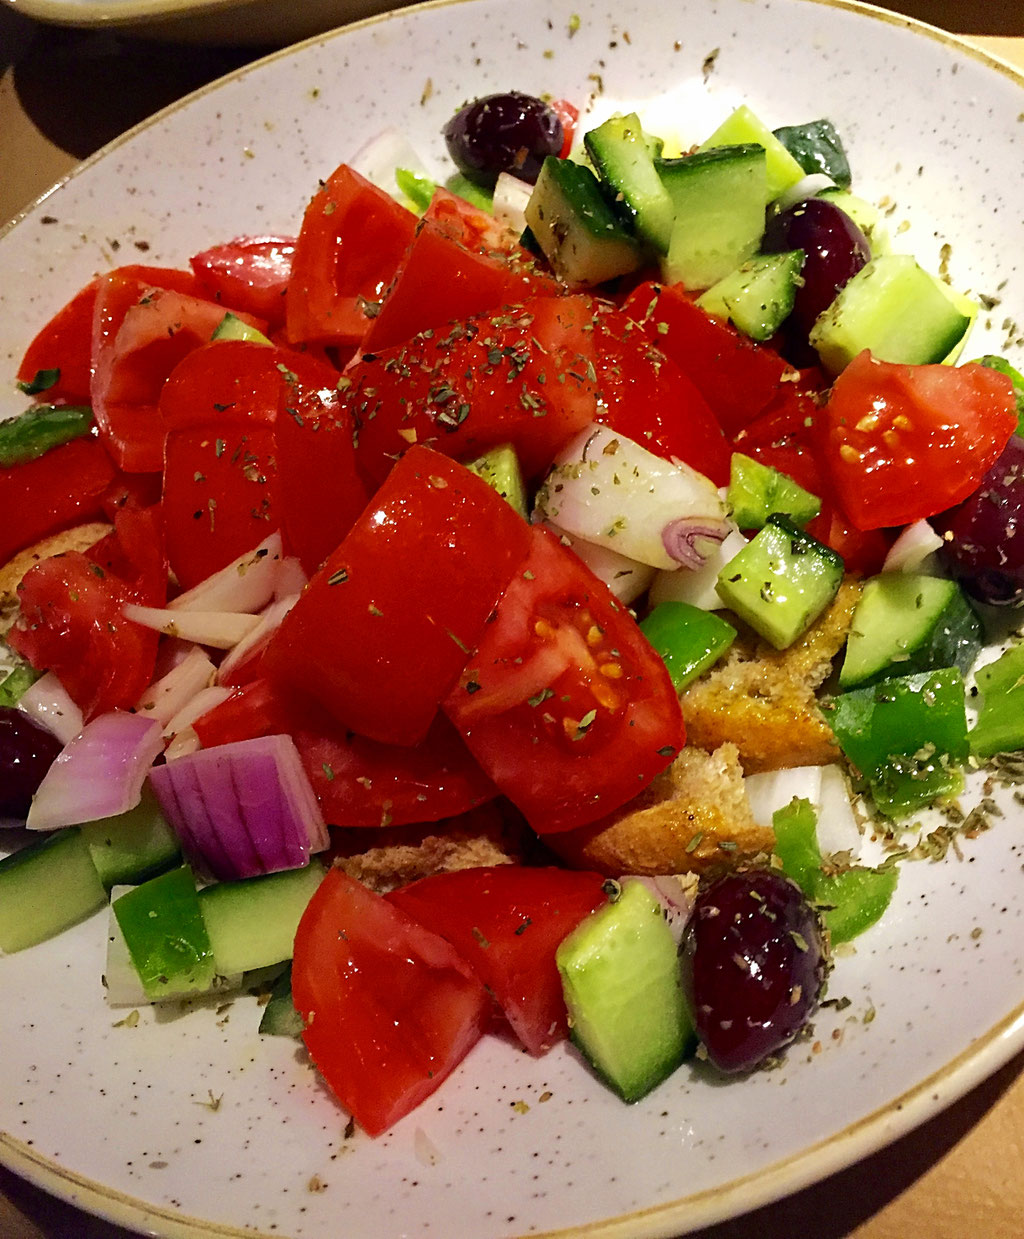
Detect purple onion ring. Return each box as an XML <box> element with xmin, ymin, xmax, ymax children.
<box><xmin>662</xmin><ymin>518</ymin><xmax>729</xmax><ymax>570</ymax></box>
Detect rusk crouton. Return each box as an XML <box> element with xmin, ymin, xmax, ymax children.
<box><xmin>0</xmin><ymin>521</ymin><xmax>112</xmax><ymax>633</ymax></box>
<box><xmin>679</xmin><ymin>578</ymin><xmax>862</xmax><ymax>773</ymax></box>
<box><xmin>547</xmin><ymin>743</ymin><xmax>773</xmax><ymax>876</ymax></box>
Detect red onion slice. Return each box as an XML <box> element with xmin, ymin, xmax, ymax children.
<box><xmin>661</xmin><ymin>518</ymin><xmax>730</xmax><ymax>570</ymax></box>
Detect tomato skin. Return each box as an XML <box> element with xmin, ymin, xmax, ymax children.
<box><xmin>423</xmin><ymin>187</ymin><xmax>521</xmax><ymax>253</ymax></box>
<box><xmin>823</xmin><ymin>351</ymin><xmax>1018</xmax><ymax>531</ymax></box>
<box><xmin>388</xmin><ymin>866</ymin><xmax>608</xmax><ymax>1054</ymax></box>
<box><xmin>362</xmin><ymin>217</ymin><xmax>560</xmax><ymax>353</ymax></box>
<box><xmin>444</xmin><ymin>525</ymin><xmax>685</xmax><ymax>833</ymax></box>
<box><xmin>158</xmin><ymin>339</ymin><xmax>290</xmax><ymax>432</ymax></box>
<box><xmin>549</xmin><ymin>98</ymin><xmax>579</xmax><ymax>159</ymax></box>
<box><xmin>0</xmin><ymin>436</ymin><xmax>117</xmax><ymax>565</ymax></box>
<box><xmin>17</xmin><ymin>277</ymin><xmax>100</xmax><ymax>404</ymax></box>
<box><xmin>285</xmin><ymin>164</ymin><xmax>418</xmax><ymax>348</ymax></box>
<box><xmin>265</xmin><ymin>446</ymin><xmax>532</xmax><ymax>747</ymax></box>
<box><xmin>291</xmin><ymin>868</ymin><xmax>491</xmax><ymax>1136</ymax></box>
<box><xmin>192</xmin><ymin>678</ymin><xmax>497</xmax><ymax>827</ymax></box>
<box><xmin>622</xmin><ymin>282</ymin><xmax>792</xmax><ymax>437</ymax></box>
<box><xmin>189</xmin><ymin>235</ymin><xmax>296</xmax><ymax>327</ymax></box>
<box><xmin>350</xmin><ymin>294</ymin><xmax>600</xmax><ymax>487</ymax></box>
<box><xmin>592</xmin><ymin>305</ymin><xmax>732</xmax><ymax>485</ymax></box>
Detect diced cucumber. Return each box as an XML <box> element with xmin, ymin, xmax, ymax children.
<box><xmin>78</xmin><ymin>782</ymin><xmax>181</xmax><ymax>890</ymax></box>
<box><xmin>969</xmin><ymin>644</ymin><xmax>1024</xmax><ymax>757</ymax></box>
<box><xmin>258</xmin><ymin>963</ymin><xmax>305</xmax><ymax>1037</ymax></box>
<box><xmin>716</xmin><ymin>514</ymin><xmax>843</xmax><ymax>650</ymax></box>
<box><xmin>839</xmin><ymin>572</ymin><xmax>982</xmax><ymax>689</ymax></box>
<box><xmin>464</xmin><ymin>442</ymin><xmax>528</xmax><ymax>519</ymax></box>
<box><xmin>727</xmin><ymin>452</ymin><xmax>821</xmax><ymax>530</ymax></box>
<box><xmin>657</xmin><ymin>145</ymin><xmax>767</xmax><ymax>290</ymax></box>
<box><xmin>113</xmin><ymin>866</ymin><xmax>216</xmax><ymax>1001</ymax></box>
<box><xmin>0</xmin><ymin>828</ymin><xmax>106</xmax><ymax>953</ymax></box>
<box><xmin>698</xmin><ymin>104</ymin><xmax>805</xmax><ymax>201</ymax></box>
<box><xmin>809</xmin><ymin>253</ymin><xmax>970</xmax><ymax>376</ymax></box>
<box><xmin>697</xmin><ymin>250</ymin><xmax>805</xmax><ymax>341</ymax></box>
<box><xmin>197</xmin><ymin>862</ymin><xmax>324</xmax><ymax>976</ymax></box>
<box><xmin>525</xmin><ymin>156</ymin><xmax>642</xmax><ymax>287</ymax></box>
<box><xmin>584</xmin><ymin>112</ymin><xmax>675</xmax><ymax>253</ymax></box>
<box><xmin>211</xmin><ymin>312</ymin><xmax>272</xmax><ymax>345</ymax></box>
<box><xmin>556</xmin><ymin>879</ymin><xmax>694</xmax><ymax>1102</ymax></box>
<box><xmin>772</xmin><ymin>118</ymin><xmax>852</xmax><ymax>189</ymax></box>
<box><xmin>639</xmin><ymin>600</ymin><xmax>736</xmax><ymax>691</ymax></box>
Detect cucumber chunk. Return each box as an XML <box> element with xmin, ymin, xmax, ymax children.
<box><xmin>698</xmin><ymin>104</ymin><xmax>805</xmax><ymax>201</ymax></box>
<box><xmin>197</xmin><ymin>862</ymin><xmax>325</xmax><ymax>976</ymax></box>
<box><xmin>556</xmin><ymin>879</ymin><xmax>695</xmax><ymax>1102</ymax></box>
<box><xmin>716</xmin><ymin>514</ymin><xmax>843</xmax><ymax>649</ymax></box>
<box><xmin>657</xmin><ymin>145</ymin><xmax>767</xmax><ymax>290</ymax></box>
<box><xmin>258</xmin><ymin>963</ymin><xmax>305</xmax><ymax>1037</ymax></box>
<box><xmin>464</xmin><ymin>442</ymin><xmax>528</xmax><ymax>519</ymax></box>
<box><xmin>727</xmin><ymin>452</ymin><xmax>821</xmax><ymax>530</ymax></box>
<box><xmin>584</xmin><ymin>112</ymin><xmax>675</xmax><ymax>253</ymax></box>
<box><xmin>78</xmin><ymin>782</ymin><xmax>181</xmax><ymax>889</ymax></box>
<box><xmin>211</xmin><ymin>312</ymin><xmax>272</xmax><ymax>345</ymax></box>
<box><xmin>525</xmin><ymin>156</ymin><xmax>641</xmax><ymax>286</ymax></box>
<box><xmin>113</xmin><ymin>866</ymin><xmax>216</xmax><ymax>1001</ymax></box>
<box><xmin>969</xmin><ymin>644</ymin><xmax>1024</xmax><ymax>758</ymax></box>
<box><xmin>0</xmin><ymin>828</ymin><xmax>106</xmax><ymax>953</ymax></box>
<box><xmin>839</xmin><ymin>572</ymin><xmax>982</xmax><ymax>689</ymax></box>
<box><xmin>697</xmin><ymin>250</ymin><xmax>805</xmax><ymax>341</ymax></box>
<box><xmin>809</xmin><ymin>253</ymin><xmax>970</xmax><ymax>376</ymax></box>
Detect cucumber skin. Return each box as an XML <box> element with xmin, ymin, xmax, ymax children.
<box><xmin>0</xmin><ymin>828</ymin><xmax>107</xmax><ymax>953</ymax></box>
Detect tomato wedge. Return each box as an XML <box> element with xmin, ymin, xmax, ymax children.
<box><xmin>291</xmin><ymin>868</ymin><xmax>491</xmax><ymax>1137</ymax></box>
<box><xmin>190</xmin><ymin>235</ymin><xmax>296</xmax><ymax>327</ymax></box>
<box><xmin>388</xmin><ymin>866</ymin><xmax>608</xmax><ymax>1054</ymax></box>
<box><xmin>17</xmin><ymin>277</ymin><xmax>100</xmax><ymax>404</ymax></box>
<box><xmin>264</xmin><ymin>446</ymin><xmax>533</xmax><ymax>747</ymax></box>
<box><xmin>823</xmin><ymin>350</ymin><xmax>1017</xmax><ymax>530</ymax></box>
<box><xmin>444</xmin><ymin>525</ymin><xmax>684</xmax><ymax>833</ymax></box>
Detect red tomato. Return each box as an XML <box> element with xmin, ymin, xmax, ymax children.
<box><xmin>388</xmin><ymin>866</ymin><xmax>607</xmax><ymax>1054</ymax></box>
<box><xmin>549</xmin><ymin>98</ymin><xmax>579</xmax><ymax>159</ymax></box>
<box><xmin>275</xmin><ymin>369</ymin><xmax>370</xmax><ymax>574</ymax></box>
<box><xmin>189</xmin><ymin>235</ymin><xmax>296</xmax><ymax>327</ymax></box>
<box><xmin>158</xmin><ymin>339</ymin><xmax>289</xmax><ymax>432</ymax></box>
<box><xmin>264</xmin><ymin>446</ymin><xmax>533</xmax><ymax>747</ymax></box>
<box><xmin>622</xmin><ymin>281</ymin><xmax>793</xmax><ymax>437</ymax></box>
<box><xmin>162</xmin><ymin>424</ymin><xmax>276</xmax><ymax>589</ymax></box>
<box><xmin>0</xmin><ymin>436</ymin><xmax>117</xmax><ymax>565</ymax></box>
<box><xmin>9</xmin><ymin>520</ymin><xmax>160</xmax><ymax>719</ymax></box>
<box><xmin>732</xmin><ymin>382</ymin><xmax>825</xmax><ymax>497</ymax></box>
<box><xmin>823</xmin><ymin>350</ymin><xmax>1017</xmax><ymax>530</ymax></box>
<box><xmin>350</xmin><ymin>294</ymin><xmax>601</xmax><ymax>487</ymax></box>
<box><xmin>362</xmin><ymin>217</ymin><xmax>560</xmax><ymax>353</ymax></box>
<box><xmin>191</xmin><ymin>679</ymin><xmax>497</xmax><ymax>827</ymax></box>
<box><xmin>423</xmin><ymin>187</ymin><xmax>522</xmax><ymax>254</ymax></box>
<box><xmin>285</xmin><ymin>164</ymin><xmax>418</xmax><ymax>348</ymax></box>
<box><xmin>91</xmin><ymin>271</ymin><xmax>264</xmax><ymax>472</ymax></box>
<box><xmin>592</xmin><ymin>305</ymin><xmax>732</xmax><ymax>485</ymax></box>
<box><xmin>444</xmin><ymin>525</ymin><xmax>684</xmax><ymax>833</ymax></box>
<box><xmin>291</xmin><ymin>867</ymin><xmax>491</xmax><ymax>1136</ymax></box>
<box><xmin>86</xmin><ymin>502</ymin><xmax>167</xmax><ymax>607</ymax></box>
<box><xmin>17</xmin><ymin>277</ymin><xmax>99</xmax><ymax>404</ymax></box>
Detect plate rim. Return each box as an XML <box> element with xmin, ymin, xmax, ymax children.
<box><xmin>3</xmin><ymin>0</ymin><xmax>1024</xmax><ymax>1235</ymax></box>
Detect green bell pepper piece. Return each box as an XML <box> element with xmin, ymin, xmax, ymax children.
<box><xmin>638</xmin><ymin>601</ymin><xmax>736</xmax><ymax>691</ymax></box>
<box><xmin>113</xmin><ymin>866</ymin><xmax>216</xmax><ymax>1002</ymax></box>
<box><xmin>0</xmin><ymin>403</ymin><xmax>93</xmax><ymax>467</ymax></box>
<box><xmin>969</xmin><ymin>643</ymin><xmax>1024</xmax><ymax>758</ymax></box>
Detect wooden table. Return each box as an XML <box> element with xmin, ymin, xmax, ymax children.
<box><xmin>2</xmin><ymin>3</ymin><xmax>1024</xmax><ymax>1236</ymax></box>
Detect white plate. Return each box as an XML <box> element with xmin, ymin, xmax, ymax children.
<box><xmin>3</xmin><ymin>1</ymin><xmax>1024</xmax><ymax>1235</ymax></box>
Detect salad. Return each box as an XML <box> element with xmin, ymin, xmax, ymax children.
<box><xmin>1</xmin><ymin>83</ymin><xmax>1023</xmax><ymax>1146</ymax></box>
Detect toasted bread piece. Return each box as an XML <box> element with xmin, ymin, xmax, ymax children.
<box><xmin>0</xmin><ymin>521</ymin><xmax>112</xmax><ymax>633</ymax></box>
<box><xmin>547</xmin><ymin>743</ymin><xmax>773</xmax><ymax>876</ymax></box>
<box><xmin>679</xmin><ymin>578</ymin><xmax>861</xmax><ymax>774</ymax></box>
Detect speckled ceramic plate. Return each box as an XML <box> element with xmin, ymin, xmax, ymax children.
<box><xmin>2</xmin><ymin>1</ymin><xmax>1024</xmax><ymax>1236</ymax></box>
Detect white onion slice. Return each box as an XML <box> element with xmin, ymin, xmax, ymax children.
<box><xmin>542</xmin><ymin>522</ymin><xmax>655</xmax><ymax>604</ymax></box>
<box><xmin>348</xmin><ymin>127</ymin><xmax>432</xmax><ymax>200</ymax></box>
<box><xmin>535</xmin><ymin>424</ymin><xmax>728</xmax><ymax>571</ymax></box>
<box><xmin>216</xmin><ymin>594</ymin><xmax>300</xmax><ymax>686</ymax></box>
<box><xmin>16</xmin><ymin>672</ymin><xmax>84</xmax><ymax>745</ymax></box>
<box><xmin>273</xmin><ymin>556</ymin><xmax>308</xmax><ymax>601</ymax></box>
<box><xmin>744</xmin><ymin>762</ymin><xmax>865</xmax><ymax>861</ymax></box>
<box><xmin>123</xmin><ymin>604</ymin><xmax>260</xmax><ymax>650</ymax></box>
<box><xmin>168</xmin><ymin>533</ymin><xmax>284</xmax><ymax>614</ymax></box>
<box><xmin>648</xmin><ymin>525</ymin><xmax>747</xmax><ymax>611</ymax></box>
<box><xmin>149</xmin><ymin>734</ymin><xmax>329</xmax><ymax>881</ymax></box>
<box><xmin>772</xmin><ymin>172</ymin><xmax>837</xmax><ymax>212</ymax></box>
<box><xmin>744</xmin><ymin>765</ymin><xmax>824</xmax><ymax>828</ymax></box>
<box><xmin>882</xmin><ymin>520</ymin><xmax>945</xmax><ymax>574</ymax></box>
<box><xmin>162</xmin><ymin>685</ymin><xmax>234</xmax><ymax>741</ymax></box>
<box><xmin>135</xmin><ymin>647</ymin><xmax>217</xmax><ymax>727</ymax></box>
<box><xmin>492</xmin><ymin>172</ymin><xmax>533</xmax><ymax>235</ymax></box>
<box><xmin>27</xmin><ymin>712</ymin><xmax>163</xmax><ymax>831</ymax></box>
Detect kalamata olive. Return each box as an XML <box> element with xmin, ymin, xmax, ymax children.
<box><xmin>762</xmin><ymin>197</ymin><xmax>870</xmax><ymax>338</ymax></box>
<box><xmin>931</xmin><ymin>433</ymin><xmax>1024</xmax><ymax>606</ymax></box>
<box><xmin>681</xmin><ymin>869</ymin><xmax>827</xmax><ymax>1072</ymax></box>
<box><xmin>444</xmin><ymin>91</ymin><xmax>563</xmax><ymax>187</ymax></box>
<box><xmin>0</xmin><ymin>707</ymin><xmax>62</xmax><ymax>818</ymax></box>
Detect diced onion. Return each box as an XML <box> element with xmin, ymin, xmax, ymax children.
<box><xmin>168</xmin><ymin>533</ymin><xmax>284</xmax><ymax>614</ymax></box>
<box><xmin>882</xmin><ymin>520</ymin><xmax>945</xmax><ymax>574</ymax></box>
<box><xmin>542</xmin><ymin>522</ymin><xmax>654</xmax><ymax>604</ymax></box>
<box><xmin>123</xmin><ymin>604</ymin><xmax>260</xmax><ymax>650</ymax></box>
<box><xmin>135</xmin><ymin>647</ymin><xmax>217</xmax><ymax>727</ymax></box>
<box><xmin>744</xmin><ymin>762</ymin><xmax>865</xmax><ymax>861</ymax></box>
<box><xmin>492</xmin><ymin>172</ymin><xmax>533</xmax><ymax>235</ymax></box>
<box><xmin>216</xmin><ymin>594</ymin><xmax>300</xmax><ymax>686</ymax></box>
<box><xmin>149</xmin><ymin>734</ymin><xmax>329</xmax><ymax>881</ymax></box>
<box><xmin>16</xmin><ymin>672</ymin><xmax>84</xmax><ymax>745</ymax></box>
<box><xmin>535</xmin><ymin>424</ymin><xmax>728</xmax><ymax>571</ymax></box>
<box><xmin>26</xmin><ymin>712</ymin><xmax>163</xmax><ymax>831</ymax></box>
<box><xmin>162</xmin><ymin>684</ymin><xmax>234</xmax><ymax>740</ymax></box>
